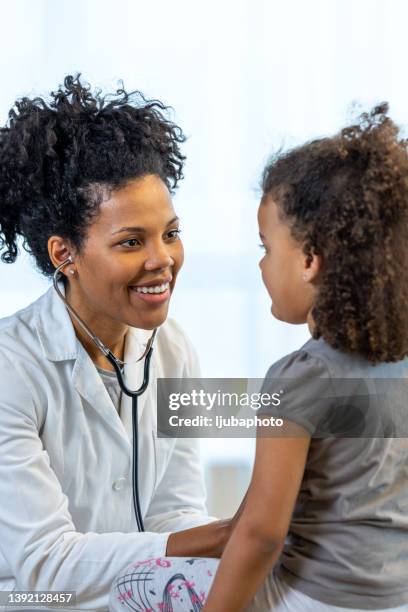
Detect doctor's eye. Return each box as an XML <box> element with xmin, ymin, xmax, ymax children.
<box><xmin>121</xmin><ymin>238</ymin><xmax>142</xmax><ymax>248</ymax></box>
<box><xmin>166</xmin><ymin>229</ymin><xmax>182</xmax><ymax>241</ymax></box>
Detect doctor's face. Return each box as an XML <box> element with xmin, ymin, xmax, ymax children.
<box><xmin>69</xmin><ymin>174</ymin><xmax>183</xmax><ymax>330</ymax></box>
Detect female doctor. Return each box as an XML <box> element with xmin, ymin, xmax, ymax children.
<box><xmin>0</xmin><ymin>76</ymin><xmax>231</xmax><ymax>610</ymax></box>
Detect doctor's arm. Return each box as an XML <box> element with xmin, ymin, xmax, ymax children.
<box><xmin>202</xmin><ymin>422</ymin><xmax>311</xmax><ymax>612</ymax></box>
<box><xmin>0</xmin><ymin>352</ymin><xmax>174</xmax><ymax>610</ymax></box>
<box><xmin>144</xmin><ymin>436</ymin><xmax>232</xmax><ymax>557</ymax></box>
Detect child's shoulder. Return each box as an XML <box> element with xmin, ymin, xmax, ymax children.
<box><xmin>264</xmin><ymin>336</ymin><xmax>331</xmax><ymax>381</ymax></box>
<box><xmin>266</xmin><ymin>335</ymin><xmax>408</xmax><ymax>381</ymax></box>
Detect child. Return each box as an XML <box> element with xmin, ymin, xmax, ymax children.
<box><xmin>202</xmin><ymin>104</ymin><xmax>408</xmax><ymax>611</ymax></box>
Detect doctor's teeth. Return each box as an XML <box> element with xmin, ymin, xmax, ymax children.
<box><xmin>135</xmin><ymin>282</ymin><xmax>169</xmax><ymax>294</ymax></box>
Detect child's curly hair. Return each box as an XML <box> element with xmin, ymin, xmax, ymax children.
<box><xmin>262</xmin><ymin>103</ymin><xmax>408</xmax><ymax>364</ymax></box>
<box><xmin>0</xmin><ymin>74</ymin><xmax>185</xmax><ymax>276</ymax></box>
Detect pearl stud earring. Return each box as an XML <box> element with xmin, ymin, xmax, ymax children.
<box><xmin>69</xmin><ymin>269</ymin><xmax>75</xmax><ymax>276</ymax></box>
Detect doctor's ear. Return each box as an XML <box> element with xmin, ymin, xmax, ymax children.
<box><xmin>48</xmin><ymin>236</ymin><xmax>77</xmax><ymax>276</ymax></box>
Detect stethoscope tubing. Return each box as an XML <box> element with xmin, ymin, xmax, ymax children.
<box><xmin>106</xmin><ymin>347</ymin><xmax>155</xmax><ymax>533</ymax></box>
<box><xmin>53</xmin><ymin>258</ymin><xmax>157</xmax><ymax>533</ymax></box>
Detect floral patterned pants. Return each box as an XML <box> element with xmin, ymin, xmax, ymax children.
<box><xmin>109</xmin><ymin>556</ymin><xmax>408</xmax><ymax>612</ymax></box>
<box><xmin>109</xmin><ymin>557</ymin><xmax>217</xmax><ymax>611</ymax></box>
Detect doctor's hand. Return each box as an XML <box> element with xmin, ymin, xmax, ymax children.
<box><xmin>166</xmin><ymin>518</ymin><xmax>233</xmax><ymax>558</ymax></box>
<box><xmin>165</xmin><ymin>491</ymin><xmax>249</xmax><ymax>559</ymax></box>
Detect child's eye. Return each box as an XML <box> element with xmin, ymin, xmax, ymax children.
<box><xmin>166</xmin><ymin>229</ymin><xmax>182</xmax><ymax>240</ymax></box>
<box><xmin>258</xmin><ymin>243</ymin><xmax>267</xmax><ymax>252</ymax></box>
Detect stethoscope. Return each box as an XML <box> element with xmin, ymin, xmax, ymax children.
<box><xmin>53</xmin><ymin>256</ymin><xmax>157</xmax><ymax>533</ymax></box>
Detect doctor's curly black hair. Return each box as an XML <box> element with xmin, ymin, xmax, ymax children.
<box><xmin>262</xmin><ymin>103</ymin><xmax>408</xmax><ymax>364</ymax></box>
<box><xmin>0</xmin><ymin>74</ymin><xmax>186</xmax><ymax>276</ymax></box>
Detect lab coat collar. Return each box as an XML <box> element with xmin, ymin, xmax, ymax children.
<box><xmin>35</xmin><ymin>283</ymin><xmax>78</xmax><ymax>361</ymax></box>
<box><xmin>35</xmin><ymin>284</ymin><xmax>153</xmax><ymax>364</ymax></box>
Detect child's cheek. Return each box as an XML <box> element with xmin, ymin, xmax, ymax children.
<box><xmin>261</xmin><ymin>263</ymin><xmax>276</xmax><ymax>298</ymax></box>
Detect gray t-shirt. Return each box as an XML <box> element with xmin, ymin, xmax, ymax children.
<box><xmin>259</xmin><ymin>336</ymin><xmax>408</xmax><ymax>609</ymax></box>
<box><xmin>96</xmin><ymin>367</ymin><xmax>122</xmax><ymax>416</ymax></box>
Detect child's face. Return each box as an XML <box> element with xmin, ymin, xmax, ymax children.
<box><xmin>258</xmin><ymin>195</ymin><xmax>318</xmax><ymax>325</ymax></box>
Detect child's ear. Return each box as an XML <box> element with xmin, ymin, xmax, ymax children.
<box><xmin>302</xmin><ymin>248</ymin><xmax>322</xmax><ymax>283</ymax></box>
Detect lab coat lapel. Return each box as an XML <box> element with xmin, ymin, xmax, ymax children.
<box><xmin>72</xmin><ymin>340</ymin><xmax>132</xmax><ymax>447</ymax></box>
<box><xmin>38</xmin><ymin>284</ymin><xmax>153</xmax><ymax>445</ymax></box>
<box><xmin>120</xmin><ymin>328</ymin><xmax>156</xmax><ymax>435</ymax></box>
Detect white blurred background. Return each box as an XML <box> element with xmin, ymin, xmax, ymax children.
<box><xmin>1</xmin><ymin>0</ymin><xmax>407</xmax><ymax>516</ymax></box>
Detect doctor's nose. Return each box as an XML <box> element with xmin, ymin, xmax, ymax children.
<box><xmin>144</xmin><ymin>246</ymin><xmax>174</xmax><ymax>272</ymax></box>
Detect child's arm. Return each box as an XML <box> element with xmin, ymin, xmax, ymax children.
<box><xmin>203</xmin><ymin>422</ymin><xmax>311</xmax><ymax>612</ymax></box>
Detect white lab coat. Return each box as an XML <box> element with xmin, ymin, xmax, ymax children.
<box><xmin>0</xmin><ymin>285</ymin><xmax>215</xmax><ymax>611</ymax></box>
